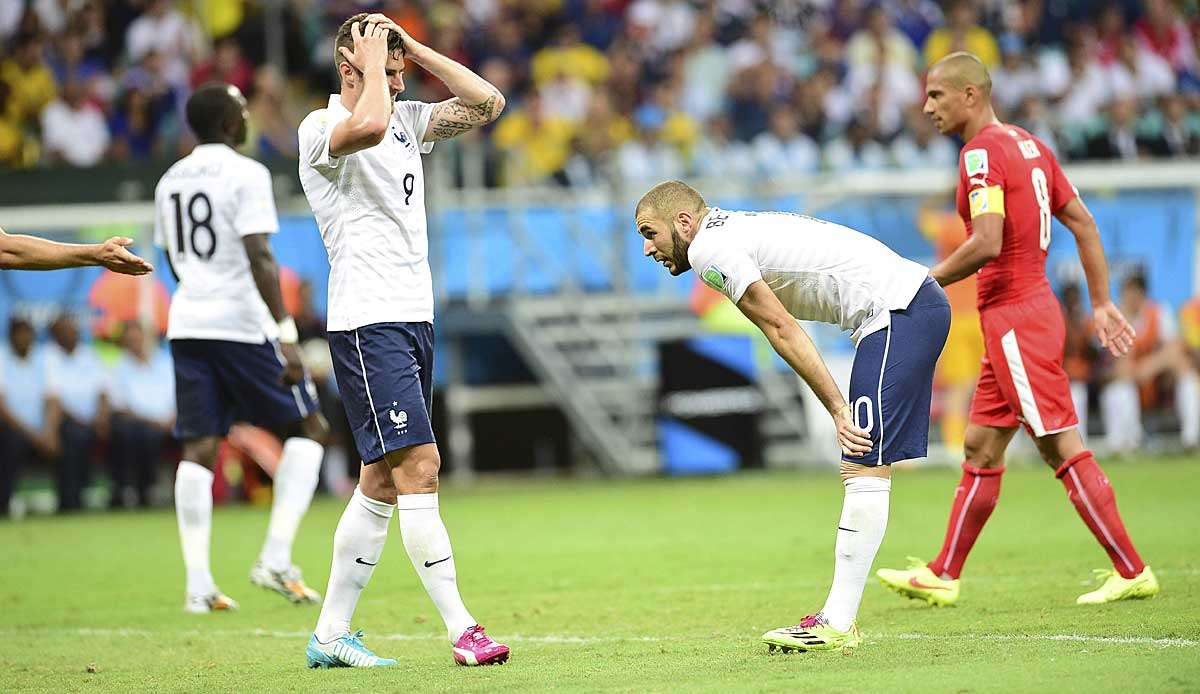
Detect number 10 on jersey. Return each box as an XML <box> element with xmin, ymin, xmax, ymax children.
<box><xmin>170</xmin><ymin>192</ymin><xmax>217</xmax><ymax>260</ymax></box>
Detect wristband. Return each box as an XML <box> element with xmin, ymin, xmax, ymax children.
<box><xmin>277</xmin><ymin>317</ymin><xmax>299</xmax><ymax>344</ymax></box>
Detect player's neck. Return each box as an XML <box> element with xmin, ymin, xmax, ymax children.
<box><xmin>340</xmin><ymin>85</ymin><xmax>360</xmax><ymax>113</ymax></box>
<box><xmin>961</xmin><ymin>108</ymin><xmax>1002</xmax><ymax>142</ymax></box>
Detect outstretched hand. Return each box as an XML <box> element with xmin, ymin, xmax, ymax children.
<box><xmin>1093</xmin><ymin>301</ymin><xmax>1137</xmax><ymax>358</ymax></box>
<box><xmin>97</xmin><ymin>237</ymin><xmax>153</xmax><ymax>275</ymax></box>
<box><xmin>833</xmin><ymin>404</ymin><xmax>873</xmax><ymax>458</ymax></box>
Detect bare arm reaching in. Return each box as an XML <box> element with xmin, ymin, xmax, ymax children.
<box><xmin>0</xmin><ymin>226</ymin><xmax>153</xmax><ymax>274</ymax></box>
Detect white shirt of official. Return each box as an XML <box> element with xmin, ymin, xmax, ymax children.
<box><xmin>688</xmin><ymin>208</ymin><xmax>930</xmax><ymax>345</ymax></box>
<box><xmin>154</xmin><ymin>143</ymin><xmax>280</xmax><ymax>344</ymax></box>
<box><xmin>297</xmin><ymin>95</ymin><xmax>436</xmax><ymax>331</ymax></box>
<box><xmin>44</xmin><ymin>343</ymin><xmax>110</xmax><ymax>423</ymax></box>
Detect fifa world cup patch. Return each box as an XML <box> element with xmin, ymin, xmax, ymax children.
<box><xmin>969</xmin><ymin>186</ymin><xmax>1005</xmax><ymax>218</ymax></box>
<box><xmin>702</xmin><ymin>265</ymin><xmax>729</xmax><ymax>293</ymax></box>
<box><xmin>964</xmin><ymin>148</ymin><xmax>988</xmax><ymax>177</ymax></box>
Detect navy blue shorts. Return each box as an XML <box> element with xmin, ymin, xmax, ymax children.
<box><xmin>171</xmin><ymin>339</ymin><xmax>320</xmax><ymax>440</ymax></box>
<box><xmin>844</xmin><ymin>277</ymin><xmax>951</xmax><ymax>466</ymax></box>
<box><xmin>328</xmin><ymin>322</ymin><xmax>435</xmax><ymax>464</ymax></box>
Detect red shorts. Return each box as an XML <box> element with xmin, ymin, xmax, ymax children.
<box><xmin>969</xmin><ymin>292</ymin><xmax>1078</xmax><ymax>437</ymax></box>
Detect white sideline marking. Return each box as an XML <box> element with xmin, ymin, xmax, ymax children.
<box><xmin>11</xmin><ymin>628</ymin><xmax>1197</xmax><ymax>648</ymax></box>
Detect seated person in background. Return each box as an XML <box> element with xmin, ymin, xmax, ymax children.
<box><xmin>43</xmin><ymin>313</ymin><xmax>111</xmax><ymax>512</ymax></box>
<box><xmin>108</xmin><ymin>321</ymin><xmax>175</xmax><ymax>509</ymax></box>
<box><xmin>1061</xmin><ymin>283</ymin><xmax>1099</xmax><ymax>438</ymax></box>
<box><xmin>0</xmin><ymin>316</ymin><xmax>57</xmax><ymax>517</ymax></box>
<box><xmin>1101</xmin><ymin>272</ymin><xmax>1200</xmax><ymax>452</ymax></box>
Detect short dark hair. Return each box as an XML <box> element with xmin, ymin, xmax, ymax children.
<box><xmin>8</xmin><ymin>315</ymin><xmax>33</xmax><ymax>334</ymax></box>
<box><xmin>186</xmin><ymin>82</ymin><xmax>242</xmax><ymax>143</ymax></box>
<box><xmin>334</xmin><ymin>13</ymin><xmax>405</xmax><ymax>74</ymax></box>
<box><xmin>1123</xmin><ymin>271</ymin><xmax>1148</xmax><ymax>292</ymax></box>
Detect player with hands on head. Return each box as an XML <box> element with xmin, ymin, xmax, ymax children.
<box><xmin>298</xmin><ymin>12</ymin><xmax>507</xmax><ymax>669</ymax></box>
<box><xmin>635</xmin><ymin>180</ymin><xmax>950</xmax><ymax>653</ymax></box>
<box><xmin>876</xmin><ymin>51</ymin><xmax>1157</xmax><ymax>608</ymax></box>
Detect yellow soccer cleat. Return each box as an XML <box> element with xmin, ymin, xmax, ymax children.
<box><xmin>876</xmin><ymin>557</ymin><xmax>960</xmax><ymax>607</ymax></box>
<box><xmin>1076</xmin><ymin>566</ymin><xmax>1159</xmax><ymax>605</ymax></box>
<box><xmin>185</xmin><ymin>590</ymin><xmax>239</xmax><ymax>614</ymax></box>
<box><xmin>251</xmin><ymin>561</ymin><xmax>322</xmax><ymax>604</ymax></box>
<box><xmin>762</xmin><ymin>614</ymin><xmax>862</xmax><ymax>653</ymax></box>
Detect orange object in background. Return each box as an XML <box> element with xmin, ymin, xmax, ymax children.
<box><xmin>87</xmin><ymin>271</ymin><xmax>170</xmax><ymax>338</ymax></box>
<box><xmin>212</xmin><ymin>424</ymin><xmax>283</xmax><ymax>505</ymax></box>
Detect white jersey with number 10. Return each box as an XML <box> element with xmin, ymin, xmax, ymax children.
<box><xmin>153</xmin><ymin>143</ymin><xmax>280</xmax><ymax>344</ymax></box>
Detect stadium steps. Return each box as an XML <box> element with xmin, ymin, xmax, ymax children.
<box><xmin>503</xmin><ymin>294</ymin><xmax>810</xmax><ymax>473</ymax></box>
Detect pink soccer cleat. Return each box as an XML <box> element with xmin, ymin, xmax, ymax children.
<box><xmin>452</xmin><ymin>625</ymin><xmax>510</xmax><ymax>666</ymax></box>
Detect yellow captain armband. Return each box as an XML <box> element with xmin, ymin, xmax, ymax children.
<box><xmin>968</xmin><ymin>186</ymin><xmax>1005</xmax><ymax>218</ymax></box>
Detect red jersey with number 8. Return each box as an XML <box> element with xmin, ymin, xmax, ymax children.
<box><xmin>955</xmin><ymin>123</ymin><xmax>1078</xmax><ymax>311</ymax></box>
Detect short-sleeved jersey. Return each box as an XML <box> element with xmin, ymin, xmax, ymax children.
<box><xmin>297</xmin><ymin>95</ymin><xmax>436</xmax><ymax>331</ymax></box>
<box><xmin>687</xmin><ymin>208</ymin><xmax>930</xmax><ymax>345</ymax></box>
<box><xmin>154</xmin><ymin>143</ymin><xmax>280</xmax><ymax>343</ymax></box>
<box><xmin>956</xmin><ymin>123</ymin><xmax>1077</xmax><ymax>311</ymax></box>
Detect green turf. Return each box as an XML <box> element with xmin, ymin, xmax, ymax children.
<box><xmin>2</xmin><ymin>456</ymin><xmax>1198</xmax><ymax>693</ymax></box>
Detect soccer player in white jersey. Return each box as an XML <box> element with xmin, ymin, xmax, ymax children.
<box><xmin>155</xmin><ymin>83</ymin><xmax>330</xmax><ymax>613</ymax></box>
<box><xmin>635</xmin><ymin>181</ymin><xmax>951</xmax><ymax>652</ymax></box>
<box><xmin>296</xmin><ymin>14</ymin><xmax>507</xmax><ymax>668</ymax></box>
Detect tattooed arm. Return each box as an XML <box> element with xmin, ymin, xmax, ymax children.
<box><xmin>382</xmin><ymin>21</ymin><xmax>505</xmax><ymax>142</ymax></box>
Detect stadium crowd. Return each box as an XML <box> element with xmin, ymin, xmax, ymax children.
<box><xmin>1</xmin><ymin>0</ymin><xmax>1200</xmax><ymax>183</ymax></box>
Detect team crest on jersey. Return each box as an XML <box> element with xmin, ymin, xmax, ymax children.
<box><xmin>702</xmin><ymin>265</ymin><xmax>729</xmax><ymax>293</ymax></box>
<box><xmin>1018</xmin><ymin>139</ymin><xmax>1040</xmax><ymax>159</ymax></box>
<box><xmin>964</xmin><ymin>149</ymin><xmax>988</xmax><ymax>177</ymax></box>
<box><xmin>393</xmin><ymin>128</ymin><xmax>415</xmax><ymax>152</ymax></box>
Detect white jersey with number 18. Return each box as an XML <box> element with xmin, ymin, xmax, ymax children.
<box><xmin>153</xmin><ymin>143</ymin><xmax>280</xmax><ymax>343</ymax></box>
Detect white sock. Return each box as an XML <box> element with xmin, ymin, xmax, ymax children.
<box><xmin>260</xmin><ymin>438</ymin><xmax>324</xmax><ymax>571</ymax></box>
<box><xmin>314</xmin><ymin>487</ymin><xmax>394</xmax><ymax>642</ymax></box>
<box><xmin>174</xmin><ymin>461</ymin><xmax>215</xmax><ymax>596</ymax></box>
<box><xmin>1102</xmin><ymin>380</ymin><xmax>1142</xmax><ymax>452</ymax></box>
<box><xmin>819</xmin><ymin>476</ymin><xmax>891</xmax><ymax>632</ymax></box>
<box><xmin>1070</xmin><ymin>381</ymin><xmax>1089</xmax><ymax>440</ymax></box>
<box><xmin>396</xmin><ymin>493</ymin><xmax>476</xmax><ymax>641</ymax></box>
<box><xmin>1178</xmin><ymin>372</ymin><xmax>1200</xmax><ymax>447</ymax></box>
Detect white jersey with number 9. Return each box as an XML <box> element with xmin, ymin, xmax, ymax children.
<box><xmin>153</xmin><ymin>143</ymin><xmax>280</xmax><ymax>343</ymax></box>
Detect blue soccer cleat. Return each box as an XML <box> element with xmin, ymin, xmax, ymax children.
<box><xmin>306</xmin><ymin>630</ymin><xmax>397</xmax><ymax>668</ymax></box>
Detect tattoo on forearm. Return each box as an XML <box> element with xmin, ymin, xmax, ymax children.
<box><xmin>427</xmin><ymin>94</ymin><xmax>499</xmax><ymax>141</ymax></box>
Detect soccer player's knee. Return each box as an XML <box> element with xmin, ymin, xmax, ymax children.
<box><xmin>396</xmin><ymin>449</ymin><xmax>440</xmax><ymax>493</ymax></box>
<box><xmin>182</xmin><ymin>438</ymin><xmax>220</xmax><ymax>469</ymax></box>
<box><xmin>359</xmin><ymin>466</ymin><xmax>397</xmax><ymax>504</ymax></box>
<box><xmin>839</xmin><ymin>461</ymin><xmax>890</xmax><ymax>480</ymax></box>
<box><xmin>963</xmin><ymin>439</ymin><xmax>1003</xmax><ymax>469</ymax></box>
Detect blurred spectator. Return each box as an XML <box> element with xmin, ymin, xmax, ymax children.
<box><xmin>727</xmin><ymin>64</ymin><xmax>778</xmax><ymax>142</ymax></box>
<box><xmin>1061</xmin><ymin>283</ymin><xmax>1098</xmax><ymax>438</ymax></box>
<box><xmin>691</xmin><ymin>113</ymin><xmax>755</xmax><ymax>179</ymax></box>
<box><xmin>48</xmin><ymin>29</ymin><xmax>110</xmax><ymax>93</ymax></box>
<box><xmin>890</xmin><ymin>107</ymin><xmax>957</xmax><ymax>169</ymax></box>
<box><xmin>1012</xmin><ymin>95</ymin><xmax>1060</xmax><ymax>155</ymax></box>
<box><xmin>1107</xmin><ymin>35</ymin><xmax>1176</xmax><ymax>103</ymax></box>
<box><xmin>824</xmin><ymin>118</ymin><xmax>889</xmax><ymax>172</ymax></box>
<box><xmin>572</xmin><ymin>0</ymin><xmax>623</xmax><ymax>51</ymax></box>
<box><xmin>107</xmin><ymin>321</ymin><xmax>174</xmax><ymax>509</ymax></box>
<box><xmin>0</xmin><ymin>81</ymin><xmax>24</xmax><ymax>166</ymax></box>
<box><xmin>190</xmin><ymin>35</ymin><xmax>254</xmax><ymax>93</ymax></box>
<box><xmin>245</xmin><ymin>65</ymin><xmax>298</xmax><ymax>158</ymax></box>
<box><xmin>626</xmin><ymin>0</ymin><xmax>697</xmax><ymax>56</ymax></box>
<box><xmin>40</xmin><ymin>78</ymin><xmax>110</xmax><ymax>167</ymax></box>
<box><xmin>752</xmin><ymin>106</ymin><xmax>820</xmax><ymax>177</ymax></box>
<box><xmin>990</xmin><ymin>33</ymin><xmax>1040</xmax><ymax>117</ymax></box>
<box><xmin>891</xmin><ymin>0</ymin><xmax>944</xmax><ymax>49</ymax></box>
<box><xmin>43</xmin><ymin>313</ymin><xmax>110</xmax><ymax>512</ymax></box>
<box><xmin>679</xmin><ymin>13</ymin><xmax>731</xmax><ymax>123</ymax></box>
<box><xmin>1133</xmin><ymin>0</ymin><xmax>1198</xmax><ymax>78</ymax></box>
<box><xmin>1142</xmin><ymin>94</ymin><xmax>1200</xmax><ymax>157</ymax></box>
<box><xmin>125</xmin><ymin>0</ymin><xmax>202</xmax><ymax>88</ymax></box>
<box><xmin>923</xmin><ymin>0</ymin><xmax>999</xmax><ymax>68</ymax></box>
<box><xmin>0</xmin><ymin>317</ymin><xmax>56</xmax><ymax>517</ymax></box>
<box><xmin>565</xmin><ymin>91</ymin><xmax>633</xmax><ymax>184</ymax></box>
<box><xmin>1084</xmin><ymin>98</ymin><xmax>1141</xmax><ymax>160</ymax></box>
<box><xmin>615</xmin><ymin>103</ymin><xmax>685</xmax><ymax>184</ymax></box>
<box><xmin>1</xmin><ymin>32</ymin><xmax>57</xmax><ymax>129</ymax></box>
<box><xmin>1057</xmin><ymin>38</ymin><xmax>1113</xmax><ymax>127</ymax></box>
<box><xmin>845</xmin><ymin>55</ymin><xmax>920</xmax><ymax>138</ymax></box>
<box><xmin>1101</xmin><ymin>272</ymin><xmax>1200</xmax><ymax>454</ymax></box>
<box><xmin>492</xmin><ymin>91</ymin><xmax>576</xmax><ymax>184</ymax></box>
<box><xmin>845</xmin><ymin>3</ymin><xmax>918</xmax><ymax>73</ymax></box>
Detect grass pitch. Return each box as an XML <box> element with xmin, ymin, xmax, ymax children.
<box><xmin>2</xmin><ymin>456</ymin><xmax>1198</xmax><ymax>693</ymax></box>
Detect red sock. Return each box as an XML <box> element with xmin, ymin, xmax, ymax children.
<box><xmin>928</xmin><ymin>463</ymin><xmax>1004</xmax><ymax>580</ymax></box>
<box><xmin>1056</xmin><ymin>451</ymin><xmax>1146</xmax><ymax>579</ymax></box>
